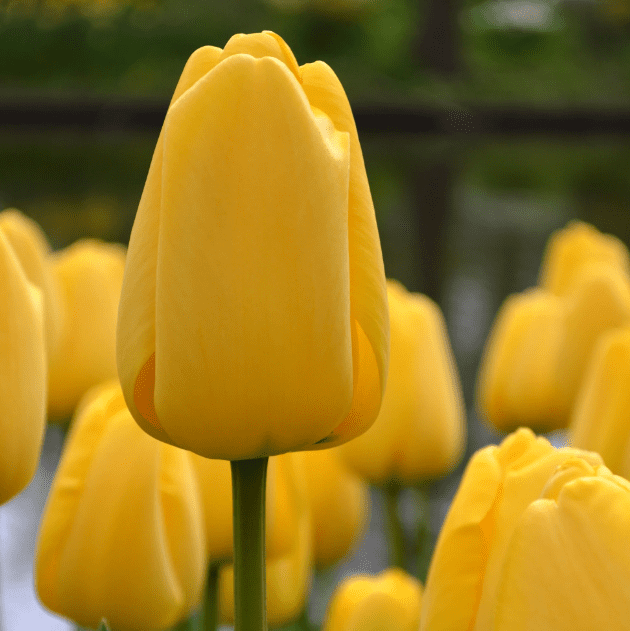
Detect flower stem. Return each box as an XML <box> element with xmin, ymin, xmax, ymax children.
<box><xmin>384</xmin><ymin>481</ymin><xmax>406</xmax><ymax>569</ymax></box>
<box><xmin>231</xmin><ymin>457</ymin><xmax>268</xmax><ymax>631</ymax></box>
<box><xmin>201</xmin><ymin>564</ymin><xmax>219</xmax><ymax>631</ymax></box>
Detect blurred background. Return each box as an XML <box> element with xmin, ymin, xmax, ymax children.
<box><xmin>1</xmin><ymin>0</ymin><xmax>629</xmax><ymax>628</ymax></box>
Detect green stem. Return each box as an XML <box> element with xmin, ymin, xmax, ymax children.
<box><xmin>201</xmin><ymin>564</ymin><xmax>219</xmax><ymax>631</ymax></box>
<box><xmin>231</xmin><ymin>457</ymin><xmax>269</xmax><ymax>631</ymax></box>
<box><xmin>414</xmin><ymin>486</ymin><xmax>432</xmax><ymax>583</ymax></box>
<box><xmin>384</xmin><ymin>482</ymin><xmax>406</xmax><ymax>570</ymax></box>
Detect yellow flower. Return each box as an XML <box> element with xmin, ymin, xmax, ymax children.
<box><xmin>0</xmin><ymin>229</ymin><xmax>46</xmax><ymax>505</ymax></box>
<box><xmin>323</xmin><ymin>568</ymin><xmax>423</xmax><ymax>631</ymax></box>
<box><xmin>218</xmin><ymin>452</ymin><xmax>312</xmax><ymax>628</ymax></box>
<box><xmin>476</xmin><ymin>289</ymin><xmax>564</xmax><ymax>432</ymax></box>
<box><xmin>36</xmin><ymin>381</ymin><xmax>206</xmax><ymax>631</ymax></box>
<box><xmin>418</xmin><ymin>428</ymin><xmax>630</xmax><ymax>631</ymax></box>
<box><xmin>539</xmin><ymin>220</ymin><xmax>630</xmax><ymax>296</ymax></box>
<box><xmin>47</xmin><ymin>239</ymin><xmax>126</xmax><ymax>419</ymax></box>
<box><xmin>188</xmin><ymin>454</ymin><xmax>302</xmax><ymax>562</ymax></box>
<box><xmin>116</xmin><ymin>31</ymin><xmax>389</xmax><ymax>460</ymax></box>
<box><xmin>341</xmin><ymin>280</ymin><xmax>465</xmax><ymax>483</ymax></box>
<box><xmin>301</xmin><ymin>446</ymin><xmax>370</xmax><ymax>568</ymax></box>
<box><xmin>0</xmin><ymin>208</ymin><xmax>62</xmax><ymax>357</ymax></box>
<box><xmin>569</xmin><ymin>326</ymin><xmax>630</xmax><ymax>477</ymax></box>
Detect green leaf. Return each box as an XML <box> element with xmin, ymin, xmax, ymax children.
<box><xmin>97</xmin><ymin>619</ymin><xmax>111</xmax><ymax>631</ymax></box>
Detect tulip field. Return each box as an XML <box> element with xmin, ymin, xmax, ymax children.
<box><xmin>1</xmin><ymin>2</ymin><xmax>630</xmax><ymax>631</ymax></box>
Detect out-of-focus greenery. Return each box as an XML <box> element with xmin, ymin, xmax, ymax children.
<box><xmin>1</xmin><ymin>0</ymin><xmax>630</xmax><ymax>105</ymax></box>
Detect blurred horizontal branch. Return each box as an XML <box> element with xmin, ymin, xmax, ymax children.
<box><xmin>2</xmin><ymin>94</ymin><xmax>630</xmax><ymax>134</ymax></box>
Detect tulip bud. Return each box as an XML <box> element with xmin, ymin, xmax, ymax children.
<box><xmin>341</xmin><ymin>280</ymin><xmax>465</xmax><ymax>483</ymax></box>
<box><xmin>569</xmin><ymin>326</ymin><xmax>630</xmax><ymax>477</ymax></box>
<box><xmin>539</xmin><ymin>220</ymin><xmax>630</xmax><ymax>296</ymax></box>
<box><xmin>36</xmin><ymin>381</ymin><xmax>206</xmax><ymax>631</ymax></box>
<box><xmin>0</xmin><ymin>208</ymin><xmax>62</xmax><ymax>357</ymax></box>
<box><xmin>117</xmin><ymin>31</ymin><xmax>389</xmax><ymax>460</ymax></box>
<box><xmin>418</xmin><ymin>428</ymin><xmax>630</xmax><ymax>631</ymax></box>
<box><xmin>323</xmin><ymin>568</ymin><xmax>423</xmax><ymax>631</ymax></box>
<box><xmin>47</xmin><ymin>239</ymin><xmax>126</xmax><ymax>418</ymax></box>
<box><xmin>476</xmin><ymin>289</ymin><xmax>564</xmax><ymax>432</ymax></box>
<box><xmin>218</xmin><ymin>452</ymin><xmax>312</xmax><ymax>628</ymax></box>
<box><xmin>301</xmin><ymin>446</ymin><xmax>370</xmax><ymax>568</ymax></box>
<box><xmin>0</xmin><ymin>230</ymin><xmax>47</xmax><ymax>505</ymax></box>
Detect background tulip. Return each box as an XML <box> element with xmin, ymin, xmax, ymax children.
<box><xmin>0</xmin><ymin>229</ymin><xmax>47</xmax><ymax>505</ymax></box>
<box><xmin>36</xmin><ymin>381</ymin><xmax>206</xmax><ymax>631</ymax></box>
<box><xmin>341</xmin><ymin>280</ymin><xmax>465</xmax><ymax>484</ymax></box>
<box><xmin>300</xmin><ymin>446</ymin><xmax>370</xmax><ymax>568</ymax></box>
<box><xmin>117</xmin><ymin>30</ymin><xmax>389</xmax><ymax>461</ymax></box>
<box><xmin>0</xmin><ymin>208</ymin><xmax>62</xmax><ymax>357</ymax></box>
<box><xmin>538</xmin><ymin>220</ymin><xmax>630</xmax><ymax>296</ymax></box>
<box><xmin>419</xmin><ymin>428</ymin><xmax>609</xmax><ymax>631</ymax></box>
<box><xmin>322</xmin><ymin>568</ymin><xmax>423</xmax><ymax>631</ymax></box>
<box><xmin>218</xmin><ymin>452</ymin><xmax>313</xmax><ymax>628</ymax></box>
<box><xmin>47</xmin><ymin>239</ymin><xmax>125</xmax><ymax>419</ymax></box>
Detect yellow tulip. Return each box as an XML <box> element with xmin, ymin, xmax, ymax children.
<box><xmin>418</xmin><ymin>427</ymin><xmax>630</xmax><ymax>631</ymax></box>
<box><xmin>218</xmin><ymin>452</ymin><xmax>312</xmax><ymax>628</ymax></box>
<box><xmin>341</xmin><ymin>280</ymin><xmax>465</xmax><ymax>483</ymax></box>
<box><xmin>47</xmin><ymin>239</ymin><xmax>126</xmax><ymax>419</ymax></box>
<box><xmin>0</xmin><ymin>230</ymin><xmax>47</xmax><ymax>505</ymax></box>
<box><xmin>538</xmin><ymin>220</ymin><xmax>630</xmax><ymax>296</ymax></box>
<box><xmin>36</xmin><ymin>381</ymin><xmax>206</xmax><ymax>631</ymax></box>
<box><xmin>569</xmin><ymin>326</ymin><xmax>630</xmax><ymax>477</ymax></box>
<box><xmin>117</xmin><ymin>30</ymin><xmax>389</xmax><ymax>461</ymax></box>
<box><xmin>301</xmin><ymin>446</ymin><xmax>370</xmax><ymax>568</ymax></box>
<box><xmin>476</xmin><ymin>289</ymin><xmax>564</xmax><ymax>432</ymax></box>
<box><xmin>0</xmin><ymin>208</ymin><xmax>62</xmax><ymax>357</ymax></box>
<box><xmin>323</xmin><ymin>568</ymin><xmax>423</xmax><ymax>631</ymax></box>
<box><xmin>189</xmin><ymin>454</ymin><xmax>299</xmax><ymax>562</ymax></box>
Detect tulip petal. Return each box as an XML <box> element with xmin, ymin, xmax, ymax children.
<box><xmin>0</xmin><ymin>232</ymin><xmax>46</xmax><ymax>505</ymax></box>
<box><xmin>494</xmin><ymin>472</ymin><xmax>630</xmax><ymax>631</ymax></box>
<box><xmin>154</xmin><ymin>53</ymin><xmax>352</xmax><ymax>459</ymax></box>
<box><xmin>300</xmin><ymin>60</ymin><xmax>389</xmax><ymax>446</ymax></box>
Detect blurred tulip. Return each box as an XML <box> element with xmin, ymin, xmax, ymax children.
<box><xmin>301</xmin><ymin>446</ymin><xmax>370</xmax><ymax>568</ymax></box>
<box><xmin>36</xmin><ymin>381</ymin><xmax>206</xmax><ymax>631</ymax></box>
<box><xmin>117</xmin><ymin>30</ymin><xmax>389</xmax><ymax>460</ymax></box>
<box><xmin>0</xmin><ymin>230</ymin><xmax>46</xmax><ymax>505</ymax></box>
<box><xmin>341</xmin><ymin>280</ymin><xmax>465</xmax><ymax>483</ymax></box>
<box><xmin>569</xmin><ymin>326</ymin><xmax>630</xmax><ymax>477</ymax></box>
<box><xmin>0</xmin><ymin>208</ymin><xmax>62</xmax><ymax>357</ymax></box>
<box><xmin>476</xmin><ymin>289</ymin><xmax>564</xmax><ymax>432</ymax></box>
<box><xmin>189</xmin><ymin>454</ymin><xmax>299</xmax><ymax>562</ymax></box>
<box><xmin>418</xmin><ymin>427</ymin><xmax>630</xmax><ymax>631</ymax></box>
<box><xmin>539</xmin><ymin>220</ymin><xmax>630</xmax><ymax>295</ymax></box>
<box><xmin>323</xmin><ymin>568</ymin><xmax>423</xmax><ymax>631</ymax></box>
<box><xmin>218</xmin><ymin>452</ymin><xmax>312</xmax><ymax>628</ymax></box>
<box><xmin>47</xmin><ymin>239</ymin><xmax>125</xmax><ymax>419</ymax></box>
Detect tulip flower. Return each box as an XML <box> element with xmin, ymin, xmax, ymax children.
<box><xmin>418</xmin><ymin>427</ymin><xmax>630</xmax><ymax>631</ymax></box>
<box><xmin>116</xmin><ymin>30</ymin><xmax>389</xmax><ymax>461</ymax></box>
<box><xmin>0</xmin><ymin>208</ymin><xmax>62</xmax><ymax>357</ymax></box>
<box><xmin>341</xmin><ymin>280</ymin><xmax>465</xmax><ymax>484</ymax></box>
<box><xmin>301</xmin><ymin>446</ymin><xmax>370</xmax><ymax>568</ymax></box>
<box><xmin>218</xmin><ymin>452</ymin><xmax>313</xmax><ymax>628</ymax></box>
<box><xmin>476</xmin><ymin>289</ymin><xmax>564</xmax><ymax>432</ymax></box>
<box><xmin>0</xmin><ymin>230</ymin><xmax>47</xmax><ymax>505</ymax></box>
<box><xmin>47</xmin><ymin>239</ymin><xmax>126</xmax><ymax>419</ymax></box>
<box><xmin>538</xmin><ymin>220</ymin><xmax>630</xmax><ymax>296</ymax></box>
<box><xmin>323</xmin><ymin>568</ymin><xmax>423</xmax><ymax>631</ymax></box>
<box><xmin>36</xmin><ymin>381</ymin><xmax>206</xmax><ymax>631</ymax></box>
<box><xmin>569</xmin><ymin>326</ymin><xmax>630</xmax><ymax>477</ymax></box>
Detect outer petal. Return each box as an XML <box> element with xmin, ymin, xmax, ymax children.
<box><xmin>300</xmin><ymin>60</ymin><xmax>389</xmax><ymax>447</ymax></box>
<box><xmin>155</xmin><ymin>53</ymin><xmax>352</xmax><ymax>459</ymax></box>
<box><xmin>47</xmin><ymin>240</ymin><xmax>126</xmax><ymax>418</ymax></box>
<box><xmin>36</xmin><ymin>383</ymin><xmax>205</xmax><ymax>631</ymax></box>
<box><xmin>569</xmin><ymin>327</ymin><xmax>630</xmax><ymax>475</ymax></box>
<box><xmin>494</xmin><ymin>465</ymin><xmax>630</xmax><ymax>631</ymax></box>
<box><xmin>0</xmin><ymin>232</ymin><xmax>46</xmax><ymax>505</ymax></box>
<box><xmin>117</xmin><ymin>45</ymin><xmax>222</xmax><ymax>444</ymax></box>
